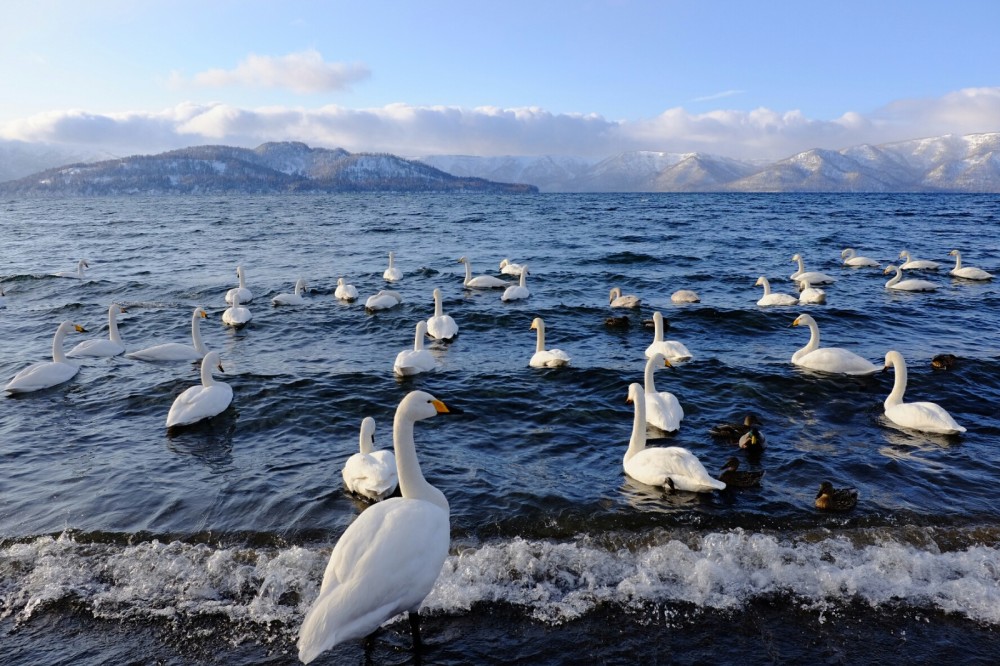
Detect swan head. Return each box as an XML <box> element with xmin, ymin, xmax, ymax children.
<box><xmin>530</xmin><ymin>317</ymin><xmax>544</xmax><ymax>332</ymax></box>
<box><xmin>791</xmin><ymin>313</ymin><xmax>814</xmax><ymax>328</ymax></box>
<box><xmin>648</xmin><ymin>351</ymin><xmax>672</xmax><ymax>369</ymax></box>
<box><xmin>841</xmin><ymin>248</ymin><xmax>852</xmax><ymax>258</ymax></box>
<box><xmin>883</xmin><ymin>350</ymin><xmax>904</xmax><ymax>371</ymax></box>
<box><xmin>62</xmin><ymin>322</ymin><xmax>87</xmax><ymax>334</ymax></box>
<box><xmin>360</xmin><ymin>416</ymin><xmax>376</xmax><ymax>442</ymax></box>
<box><xmin>898</xmin><ymin>250</ymin><xmax>910</xmax><ymax>260</ymax></box>
<box><xmin>195</xmin><ymin>307</ymin><xmax>207</xmax><ymax>319</ymax></box>
<box><xmin>204</xmin><ymin>350</ymin><xmax>224</xmax><ymax>373</ymax></box>
<box><xmin>791</xmin><ymin>253</ymin><xmax>801</xmax><ymax>262</ymax></box>
<box><xmin>499</xmin><ymin>258</ymin><xmax>509</xmax><ymax>268</ymax></box>
<box><xmin>80</xmin><ymin>259</ymin><xmax>90</xmax><ymax>269</ymax></box>
<box><xmin>457</xmin><ymin>256</ymin><xmax>468</xmax><ymax>264</ymax></box>
<box><xmin>433</xmin><ymin>287</ymin><xmax>442</xmax><ymax>300</ymax></box>
<box><xmin>754</xmin><ymin>276</ymin><xmax>766</xmax><ymax>287</ymax></box>
<box><xmin>399</xmin><ymin>390</ymin><xmax>458</xmax><ymax>422</ymax></box>
<box><xmin>948</xmin><ymin>249</ymin><xmax>960</xmax><ymax>257</ymax></box>
<box><xmin>883</xmin><ymin>264</ymin><xmax>898</xmax><ymax>275</ymax></box>
<box><xmin>415</xmin><ymin>320</ymin><xmax>428</xmax><ymax>337</ymax></box>
<box><xmin>609</xmin><ymin>287</ymin><xmax>621</xmax><ymax>303</ymax></box>
<box><xmin>625</xmin><ymin>382</ymin><xmax>643</xmax><ymax>404</ymax></box>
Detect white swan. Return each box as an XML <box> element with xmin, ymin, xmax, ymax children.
<box><xmin>948</xmin><ymin>249</ymin><xmax>993</xmax><ymax>280</ymax></box>
<box><xmin>499</xmin><ymin>258</ymin><xmax>526</xmax><ymax>276</ymax></box>
<box><xmin>643</xmin><ymin>352</ymin><xmax>684</xmax><ymax>432</ymax></box>
<box><xmin>624</xmin><ymin>383</ymin><xmax>724</xmax><ymax>492</ymax></box>
<box><xmin>394</xmin><ymin>321</ymin><xmax>436</xmax><ymax>376</ymax></box>
<box><xmin>222</xmin><ymin>290</ymin><xmax>252</xmax><ymax>327</ymax></box>
<box><xmin>5</xmin><ymin>321</ymin><xmax>86</xmax><ymax>393</ymax></box>
<box><xmin>644</xmin><ymin>311</ymin><xmax>692</xmax><ymax>362</ymax></box>
<box><xmin>342</xmin><ymin>417</ymin><xmax>398</xmax><ymax>502</ymax></box>
<box><xmin>383</xmin><ymin>251</ymin><xmax>402</xmax><ymax>282</ymax></box>
<box><xmin>841</xmin><ymin>248</ymin><xmax>880</xmax><ymax>268</ymax></box>
<box><xmin>67</xmin><ymin>303</ymin><xmax>127</xmax><ymax>357</ymax></box>
<box><xmin>458</xmin><ymin>256</ymin><xmax>508</xmax><ymax>289</ymax></box>
<box><xmin>883</xmin><ymin>265</ymin><xmax>937</xmax><ymax>291</ymax></box>
<box><xmin>128</xmin><ymin>307</ymin><xmax>209</xmax><ymax>361</ymax></box>
<box><xmin>898</xmin><ymin>250</ymin><xmax>940</xmax><ymax>271</ymax></box>
<box><xmin>883</xmin><ymin>350</ymin><xmax>965</xmax><ymax>435</ymax></box>
<box><xmin>272</xmin><ymin>278</ymin><xmax>307</xmax><ymax>306</ymax></box>
<box><xmin>755</xmin><ymin>276</ymin><xmax>798</xmax><ymax>306</ymax></box>
<box><xmin>789</xmin><ymin>253</ymin><xmax>836</xmax><ymax>284</ymax></box>
<box><xmin>528</xmin><ymin>317</ymin><xmax>571</xmax><ymax>368</ymax></box>
<box><xmin>225</xmin><ymin>265</ymin><xmax>253</xmax><ymax>304</ymax></box>
<box><xmin>790</xmin><ymin>314</ymin><xmax>880</xmax><ymax>375</ymax></box>
<box><xmin>165</xmin><ymin>351</ymin><xmax>233</xmax><ymax>428</ymax></box>
<box><xmin>365</xmin><ymin>290</ymin><xmax>403</xmax><ymax>311</ymax></box>
<box><xmin>334</xmin><ymin>277</ymin><xmax>359</xmax><ymax>302</ymax></box>
<box><xmin>53</xmin><ymin>258</ymin><xmax>89</xmax><ymax>279</ymax></box>
<box><xmin>426</xmin><ymin>288</ymin><xmax>458</xmax><ymax>341</ymax></box>
<box><xmin>501</xmin><ymin>268</ymin><xmax>530</xmax><ymax>302</ymax></box>
<box><xmin>608</xmin><ymin>287</ymin><xmax>641</xmax><ymax>308</ymax></box>
<box><xmin>670</xmin><ymin>289</ymin><xmax>700</xmax><ymax>303</ymax></box>
<box><xmin>797</xmin><ymin>278</ymin><xmax>827</xmax><ymax>305</ymax></box>
<box><xmin>297</xmin><ymin>391</ymin><xmax>455</xmax><ymax>662</ymax></box>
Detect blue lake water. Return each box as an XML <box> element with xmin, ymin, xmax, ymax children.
<box><xmin>1</xmin><ymin>192</ymin><xmax>999</xmax><ymax>664</ymax></box>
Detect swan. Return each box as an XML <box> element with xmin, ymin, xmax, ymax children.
<box><xmin>272</xmin><ymin>278</ymin><xmax>307</xmax><ymax>306</ymax></box>
<box><xmin>789</xmin><ymin>253</ymin><xmax>836</xmax><ymax>284</ymax></box>
<box><xmin>790</xmin><ymin>313</ymin><xmax>880</xmax><ymax>375</ymax></box>
<box><xmin>499</xmin><ymin>258</ymin><xmax>526</xmax><ymax>276</ymax></box>
<box><xmin>883</xmin><ymin>265</ymin><xmax>937</xmax><ymax>292</ymax></box>
<box><xmin>528</xmin><ymin>317</ymin><xmax>571</xmax><ymax>368</ymax></box>
<box><xmin>394</xmin><ymin>321</ymin><xmax>436</xmax><ymax>377</ymax></box>
<box><xmin>67</xmin><ymin>303</ymin><xmax>127</xmax><ymax>357</ymax></box>
<box><xmin>898</xmin><ymin>250</ymin><xmax>940</xmax><ymax>271</ymax></box>
<box><xmin>609</xmin><ymin>287</ymin><xmax>641</xmax><ymax>308</ymax></box>
<box><xmin>841</xmin><ymin>248</ymin><xmax>880</xmax><ymax>268</ymax></box>
<box><xmin>165</xmin><ymin>351</ymin><xmax>233</xmax><ymax>428</ymax></box>
<box><xmin>643</xmin><ymin>352</ymin><xmax>684</xmax><ymax>432</ymax></box>
<box><xmin>128</xmin><ymin>307</ymin><xmax>209</xmax><ymax>361</ymax></box>
<box><xmin>718</xmin><ymin>457</ymin><xmax>764</xmax><ymax>488</ymax></box>
<box><xmin>225</xmin><ymin>265</ymin><xmax>253</xmax><ymax>304</ymax></box>
<box><xmin>948</xmin><ymin>249</ymin><xmax>993</xmax><ymax>280</ymax></box>
<box><xmin>334</xmin><ymin>277</ymin><xmax>359</xmax><ymax>302</ymax></box>
<box><xmin>644</xmin><ymin>311</ymin><xmax>692</xmax><ymax>362</ymax></box>
<box><xmin>5</xmin><ymin>321</ymin><xmax>86</xmax><ymax>393</ymax></box>
<box><xmin>222</xmin><ymin>290</ymin><xmax>252</xmax><ymax>327</ymax></box>
<box><xmin>342</xmin><ymin>417</ymin><xmax>398</xmax><ymax>502</ymax></box>
<box><xmin>501</xmin><ymin>268</ymin><xmax>530</xmax><ymax>301</ymax></box>
<box><xmin>426</xmin><ymin>288</ymin><xmax>458</xmax><ymax>341</ymax></box>
<box><xmin>623</xmin><ymin>383</ymin><xmax>724</xmax><ymax>492</ymax></box>
<box><xmin>797</xmin><ymin>278</ymin><xmax>826</xmax><ymax>305</ymax></box>
<box><xmin>383</xmin><ymin>251</ymin><xmax>402</xmax><ymax>282</ymax></box>
<box><xmin>754</xmin><ymin>276</ymin><xmax>798</xmax><ymax>306</ymax></box>
<box><xmin>53</xmin><ymin>258</ymin><xmax>89</xmax><ymax>279</ymax></box>
<box><xmin>815</xmin><ymin>481</ymin><xmax>857</xmax><ymax>511</ymax></box>
<box><xmin>365</xmin><ymin>290</ymin><xmax>403</xmax><ymax>312</ymax></box>
<box><xmin>297</xmin><ymin>391</ymin><xmax>456</xmax><ymax>662</ymax></box>
<box><xmin>670</xmin><ymin>289</ymin><xmax>700</xmax><ymax>303</ymax></box>
<box><xmin>458</xmin><ymin>256</ymin><xmax>508</xmax><ymax>289</ymax></box>
<box><xmin>882</xmin><ymin>350</ymin><xmax>965</xmax><ymax>435</ymax></box>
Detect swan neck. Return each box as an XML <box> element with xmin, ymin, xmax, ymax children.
<box><xmin>952</xmin><ymin>252</ymin><xmax>962</xmax><ymax>270</ymax></box>
<box><xmin>359</xmin><ymin>429</ymin><xmax>374</xmax><ymax>455</ymax></box>
<box><xmin>108</xmin><ymin>307</ymin><xmax>122</xmax><ymax>344</ymax></box>
<box><xmin>792</xmin><ymin>319</ymin><xmax>819</xmax><ymax>362</ymax></box>
<box><xmin>393</xmin><ymin>412</ymin><xmax>448</xmax><ymax>511</ymax></box>
<box><xmin>653</xmin><ymin>313</ymin><xmax>664</xmax><ymax>342</ymax></box>
<box><xmin>52</xmin><ymin>324</ymin><xmax>70</xmax><ymax>363</ymax></box>
<box><xmin>886</xmin><ymin>266</ymin><xmax>901</xmax><ymax>287</ymax></box>
<box><xmin>414</xmin><ymin>325</ymin><xmax>425</xmax><ymax>350</ymax></box>
<box><xmin>519</xmin><ymin>271</ymin><xmax>526</xmax><ymax>287</ymax></box>
<box><xmin>886</xmin><ymin>354</ymin><xmax>907</xmax><ymax>407</ymax></box>
<box><xmin>760</xmin><ymin>278</ymin><xmax>771</xmax><ymax>295</ymax></box>
<box><xmin>191</xmin><ymin>312</ymin><xmax>207</xmax><ymax>353</ymax></box>
<box><xmin>463</xmin><ymin>261</ymin><xmax>472</xmax><ymax>285</ymax></box>
<box><xmin>626</xmin><ymin>394</ymin><xmax>646</xmax><ymax>461</ymax></box>
<box><xmin>200</xmin><ymin>358</ymin><xmax>217</xmax><ymax>387</ymax></box>
<box><xmin>238</xmin><ymin>268</ymin><xmax>246</xmax><ymax>289</ymax></box>
<box><xmin>535</xmin><ymin>322</ymin><xmax>546</xmax><ymax>353</ymax></box>
<box><xmin>795</xmin><ymin>256</ymin><xmax>804</xmax><ymax>273</ymax></box>
<box><xmin>643</xmin><ymin>358</ymin><xmax>657</xmax><ymax>393</ymax></box>
<box><xmin>434</xmin><ymin>292</ymin><xmax>443</xmax><ymax>317</ymax></box>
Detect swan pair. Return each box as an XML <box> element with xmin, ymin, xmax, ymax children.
<box><xmin>128</xmin><ymin>307</ymin><xmax>209</xmax><ymax>361</ymax></box>
<box><xmin>53</xmin><ymin>258</ymin><xmax>89</xmax><ymax>279</ymax></box>
<box><xmin>342</xmin><ymin>417</ymin><xmax>397</xmax><ymax>502</ymax></box>
<box><xmin>67</xmin><ymin>303</ymin><xmax>127</xmax><ymax>357</ymax></box>
<box><xmin>272</xmin><ymin>278</ymin><xmax>308</xmax><ymax>306</ymax></box>
<box><xmin>5</xmin><ymin>321</ymin><xmax>87</xmax><ymax>393</ymax></box>
<box><xmin>458</xmin><ymin>256</ymin><xmax>507</xmax><ymax>289</ymax></box>
<box><xmin>644</xmin><ymin>311</ymin><xmax>691</xmax><ymax>362</ymax></box>
<box><xmin>529</xmin><ymin>317</ymin><xmax>571</xmax><ymax>367</ymax></box>
<box><xmin>165</xmin><ymin>351</ymin><xmax>233</xmax><ymax>428</ymax></box>
<box><xmin>225</xmin><ymin>265</ymin><xmax>253</xmax><ymax>304</ymax></box>
<box><xmin>222</xmin><ymin>290</ymin><xmax>253</xmax><ymax>326</ymax></box>
<box><xmin>394</xmin><ymin>321</ymin><xmax>436</xmax><ymax>376</ymax></box>
<box><xmin>883</xmin><ymin>265</ymin><xmax>937</xmax><ymax>291</ymax></box>
<box><xmin>790</xmin><ymin>314</ymin><xmax>879</xmax><ymax>375</ymax></box>
<box><xmin>882</xmin><ymin>350</ymin><xmax>965</xmax><ymax>435</ymax></box>
<box><xmin>948</xmin><ymin>249</ymin><xmax>993</xmax><ymax>280</ymax></box>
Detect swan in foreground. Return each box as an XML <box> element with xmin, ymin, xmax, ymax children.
<box><xmin>883</xmin><ymin>265</ymin><xmax>937</xmax><ymax>292</ymax></box>
<box><xmin>225</xmin><ymin>265</ymin><xmax>253</xmax><ymax>304</ymax></box>
<box><xmin>501</xmin><ymin>268</ymin><xmax>530</xmax><ymax>302</ymax></box>
<box><xmin>841</xmin><ymin>248</ymin><xmax>880</xmax><ymax>268</ymax></box>
<box><xmin>815</xmin><ymin>482</ymin><xmax>857</xmax><ymax>511</ymax></box>
<box><xmin>624</xmin><ymin>383</ymin><xmax>724</xmax><ymax>492</ymax></box>
<box><xmin>394</xmin><ymin>321</ymin><xmax>436</xmax><ymax>377</ymax></box>
<box><xmin>165</xmin><ymin>351</ymin><xmax>233</xmax><ymax>428</ymax></box>
<box><xmin>882</xmin><ymin>350</ymin><xmax>965</xmax><ymax>435</ymax></box>
<box><xmin>426</xmin><ymin>288</ymin><xmax>458</xmax><ymax>341</ymax></box>
<box><xmin>671</xmin><ymin>289</ymin><xmax>700</xmax><ymax>303</ymax></box>
<box><xmin>5</xmin><ymin>321</ymin><xmax>86</xmax><ymax>393</ymax></box>
<box><xmin>948</xmin><ymin>249</ymin><xmax>993</xmax><ymax>280</ymax></box>
<box><xmin>222</xmin><ymin>290</ymin><xmax>252</xmax><ymax>327</ymax></box>
<box><xmin>797</xmin><ymin>278</ymin><xmax>826</xmax><ymax>305</ymax></box>
<box><xmin>790</xmin><ymin>314</ymin><xmax>879</xmax><ymax>375</ymax></box>
<box><xmin>643</xmin><ymin>352</ymin><xmax>683</xmax><ymax>432</ymax></box>
<box><xmin>297</xmin><ymin>390</ymin><xmax>456</xmax><ymax>662</ymax></box>
<box><xmin>53</xmin><ymin>259</ymin><xmax>89</xmax><ymax>279</ymax></box>
<box><xmin>365</xmin><ymin>290</ymin><xmax>403</xmax><ymax>312</ymax></box>
<box><xmin>128</xmin><ymin>307</ymin><xmax>209</xmax><ymax>361</ymax></box>
<box><xmin>272</xmin><ymin>278</ymin><xmax>307</xmax><ymax>306</ymax></box>
<box><xmin>383</xmin><ymin>252</ymin><xmax>403</xmax><ymax>282</ymax></box>
<box><xmin>499</xmin><ymin>258</ymin><xmax>526</xmax><ymax>276</ymax></box>
<box><xmin>342</xmin><ymin>417</ymin><xmax>397</xmax><ymax>502</ymax></box>
<box><xmin>755</xmin><ymin>276</ymin><xmax>798</xmax><ymax>306</ymax></box>
<box><xmin>528</xmin><ymin>317</ymin><xmax>571</xmax><ymax>368</ymax></box>
<box><xmin>898</xmin><ymin>250</ymin><xmax>939</xmax><ymax>271</ymax></box>
<box><xmin>609</xmin><ymin>287</ymin><xmax>641</xmax><ymax>308</ymax></box>
<box><xmin>789</xmin><ymin>253</ymin><xmax>836</xmax><ymax>284</ymax></box>
<box><xmin>458</xmin><ymin>256</ymin><xmax>508</xmax><ymax>289</ymax></box>
<box><xmin>67</xmin><ymin>303</ymin><xmax>127</xmax><ymax>357</ymax></box>
<box><xmin>644</xmin><ymin>311</ymin><xmax>692</xmax><ymax>362</ymax></box>
<box><xmin>334</xmin><ymin>277</ymin><xmax>359</xmax><ymax>302</ymax></box>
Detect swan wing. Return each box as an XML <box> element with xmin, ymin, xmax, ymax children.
<box><xmin>342</xmin><ymin>451</ymin><xmax>398</xmax><ymax>500</ymax></box>
<box><xmin>5</xmin><ymin>361</ymin><xmax>79</xmax><ymax>393</ymax></box>
<box><xmin>166</xmin><ymin>383</ymin><xmax>233</xmax><ymax>427</ymax></box>
<box><xmin>645</xmin><ymin>391</ymin><xmax>683</xmax><ymax>432</ymax></box>
<box><xmin>529</xmin><ymin>349</ymin><xmax>571</xmax><ymax>367</ymax></box>
<box><xmin>427</xmin><ymin>315</ymin><xmax>458</xmax><ymax>340</ymax></box>
<box><xmin>67</xmin><ymin>339</ymin><xmax>125</xmax><ymax>357</ymax></box>
<box><xmin>468</xmin><ymin>275</ymin><xmax>507</xmax><ymax>289</ymax></box>
<box><xmin>644</xmin><ymin>340</ymin><xmax>692</xmax><ymax>361</ymax></box>
<box><xmin>885</xmin><ymin>401</ymin><xmax>966</xmax><ymax>434</ymax></box>
<box><xmin>393</xmin><ymin>350</ymin><xmax>435</xmax><ymax>376</ymax></box>
<box><xmin>128</xmin><ymin>343</ymin><xmax>203</xmax><ymax>361</ymax></box>
<box><xmin>795</xmin><ymin>348</ymin><xmax>879</xmax><ymax>375</ymax></box>
<box><xmin>625</xmin><ymin>446</ymin><xmax>724</xmax><ymax>492</ymax></box>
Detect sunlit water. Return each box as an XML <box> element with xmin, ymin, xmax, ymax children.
<box><xmin>2</xmin><ymin>193</ymin><xmax>999</xmax><ymax>664</ymax></box>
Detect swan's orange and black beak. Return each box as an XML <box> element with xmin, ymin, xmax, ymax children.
<box><xmin>432</xmin><ymin>399</ymin><xmax>463</xmax><ymax>415</ymax></box>
<box><xmin>74</xmin><ymin>324</ymin><xmax>87</xmax><ymax>333</ymax></box>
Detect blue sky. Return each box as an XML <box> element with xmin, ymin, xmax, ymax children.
<box><xmin>2</xmin><ymin>0</ymin><xmax>999</xmax><ymax>160</ymax></box>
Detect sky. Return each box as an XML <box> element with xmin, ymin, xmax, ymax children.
<box><xmin>2</xmin><ymin>0</ymin><xmax>999</xmax><ymax>161</ymax></box>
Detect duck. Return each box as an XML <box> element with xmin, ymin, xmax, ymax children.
<box><xmin>947</xmin><ymin>249</ymin><xmax>993</xmax><ymax>280</ymax></box>
<box><xmin>840</xmin><ymin>248</ymin><xmax>880</xmax><ymax>268</ymax></box>
<box><xmin>53</xmin><ymin>258</ymin><xmax>90</xmax><ymax>279</ymax></box>
<box><xmin>342</xmin><ymin>417</ymin><xmax>398</xmax><ymax>502</ymax></box>
<box><xmin>709</xmin><ymin>414</ymin><xmax>762</xmax><ymax>442</ymax></box>
<box><xmin>393</xmin><ymin>321</ymin><xmax>436</xmax><ymax>377</ymax></box>
<box><xmin>642</xmin><ymin>352</ymin><xmax>684</xmax><ymax>432</ymax></box>
<box><xmin>604</xmin><ymin>315</ymin><xmax>631</xmax><ymax>329</ymax></box>
<box><xmin>67</xmin><ymin>303</ymin><xmax>127</xmax><ymax>357</ymax></box>
<box><xmin>222</xmin><ymin>290</ymin><xmax>252</xmax><ymax>327</ymax></box>
<box><xmin>623</xmin><ymin>383</ymin><xmax>724</xmax><ymax>492</ymax></box>
<box><xmin>297</xmin><ymin>391</ymin><xmax>457</xmax><ymax>662</ymax></box>
<box><xmin>383</xmin><ymin>252</ymin><xmax>402</xmax><ymax>282</ymax></box>
<box><xmin>4</xmin><ymin>321</ymin><xmax>87</xmax><ymax>393</ymax></box>
<box><xmin>737</xmin><ymin>427</ymin><xmax>765</xmax><ymax>455</ymax></box>
<box><xmin>814</xmin><ymin>481</ymin><xmax>858</xmax><ymax>511</ymax></box>
<box><xmin>127</xmin><ymin>307</ymin><xmax>209</xmax><ymax>362</ymax></box>
<box><xmin>670</xmin><ymin>289</ymin><xmax>700</xmax><ymax>303</ymax></box>
<box><xmin>797</xmin><ymin>278</ymin><xmax>826</xmax><ymax>305</ymax></box>
<box><xmin>426</xmin><ymin>288</ymin><xmax>459</xmax><ymax>341</ymax></box>
<box><xmin>334</xmin><ymin>277</ymin><xmax>359</xmax><ymax>302</ymax></box>
<box><xmin>790</xmin><ymin>313</ymin><xmax>880</xmax><ymax>375</ymax></box>
<box><xmin>499</xmin><ymin>258</ymin><xmax>526</xmax><ymax>277</ymax></box>
<box><xmin>225</xmin><ymin>265</ymin><xmax>253</xmax><ymax>304</ymax></box>
<box><xmin>882</xmin><ymin>350</ymin><xmax>965</xmax><ymax>435</ymax></box>
<box><xmin>883</xmin><ymin>265</ymin><xmax>937</xmax><ymax>292</ymax></box>
<box><xmin>609</xmin><ymin>287</ymin><xmax>641</xmax><ymax>308</ymax></box>
<box><xmin>272</xmin><ymin>278</ymin><xmax>307</xmax><ymax>306</ymax></box>
<box><xmin>898</xmin><ymin>250</ymin><xmax>940</xmax><ymax>271</ymax></box>
<box><xmin>528</xmin><ymin>317</ymin><xmax>571</xmax><ymax>368</ymax></box>
<box><xmin>755</xmin><ymin>276</ymin><xmax>798</xmax><ymax>306</ymax></box>
<box><xmin>718</xmin><ymin>457</ymin><xmax>764</xmax><ymax>488</ymax></box>
<box><xmin>644</xmin><ymin>311</ymin><xmax>692</xmax><ymax>362</ymax></box>
<box><xmin>165</xmin><ymin>351</ymin><xmax>234</xmax><ymax>428</ymax></box>
<box><xmin>501</xmin><ymin>268</ymin><xmax>530</xmax><ymax>302</ymax></box>
<box><xmin>365</xmin><ymin>290</ymin><xmax>403</xmax><ymax>312</ymax></box>
<box><xmin>789</xmin><ymin>253</ymin><xmax>836</xmax><ymax>284</ymax></box>
<box><xmin>931</xmin><ymin>353</ymin><xmax>957</xmax><ymax>371</ymax></box>
<box><xmin>458</xmin><ymin>256</ymin><xmax>508</xmax><ymax>289</ymax></box>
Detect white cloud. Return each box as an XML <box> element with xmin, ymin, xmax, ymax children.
<box><xmin>190</xmin><ymin>50</ymin><xmax>370</xmax><ymax>94</ymax></box>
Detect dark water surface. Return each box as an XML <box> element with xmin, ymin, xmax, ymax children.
<box><xmin>2</xmin><ymin>193</ymin><xmax>999</xmax><ymax>664</ymax></box>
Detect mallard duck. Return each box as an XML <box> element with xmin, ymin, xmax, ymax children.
<box><xmin>738</xmin><ymin>427</ymin><xmax>765</xmax><ymax>455</ymax></box>
<box><xmin>931</xmin><ymin>353</ymin><xmax>957</xmax><ymax>370</ymax></box>
<box><xmin>718</xmin><ymin>457</ymin><xmax>764</xmax><ymax>488</ymax></box>
<box><xmin>604</xmin><ymin>315</ymin><xmax>630</xmax><ymax>329</ymax></box>
<box><xmin>709</xmin><ymin>414</ymin><xmax>762</xmax><ymax>442</ymax></box>
<box><xmin>814</xmin><ymin>481</ymin><xmax>858</xmax><ymax>511</ymax></box>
